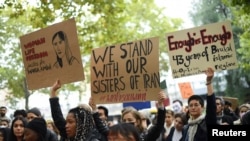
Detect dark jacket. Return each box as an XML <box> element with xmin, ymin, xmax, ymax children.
<box><xmin>46</xmin><ymin>128</ymin><xmax>59</xmax><ymax>141</ymax></box>
<box><xmin>92</xmin><ymin>112</ymin><xmax>109</xmax><ymax>140</ymax></box>
<box><xmin>49</xmin><ymin>97</ymin><xmax>105</xmax><ymax>141</ymax></box>
<box><xmin>218</xmin><ymin>114</ymin><xmax>234</xmax><ymax>125</ymax></box>
<box><xmin>165</xmin><ymin>127</ymin><xmax>184</xmax><ymax>141</ymax></box>
<box><xmin>143</xmin><ymin>107</ymin><xmax>166</xmax><ymax>141</ymax></box>
<box><xmin>180</xmin><ymin>93</ymin><xmax>217</xmax><ymax>141</ymax></box>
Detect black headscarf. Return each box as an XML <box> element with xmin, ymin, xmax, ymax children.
<box><xmin>68</xmin><ymin>106</ymin><xmax>95</xmax><ymax>141</ymax></box>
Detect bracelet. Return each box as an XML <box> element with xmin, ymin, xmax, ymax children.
<box><xmin>206</xmin><ymin>76</ymin><xmax>213</xmax><ymax>82</ymax></box>
<box><xmin>206</xmin><ymin>81</ymin><xmax>212</xmax><ymax>85</ymax></box>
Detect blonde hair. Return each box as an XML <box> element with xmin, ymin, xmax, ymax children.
<box><xmin>46</xmin><ymin>119</ymin><xmax>60</xmax><ymax>135</ymax></box>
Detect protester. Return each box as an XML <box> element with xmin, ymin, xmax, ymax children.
<box><xmin>215</xmin><ymin>97</ymin><xmax>234</xmax><ymax>125</ymax></box>
<box><xmin>97</xmin><ymin>106</ymin><xmax>113</xmax><ymax>126</ymax></box>
<box><xmin>107</xmin><ymin>123</ymin><xmax>140</xmax><ymax>141</ymax></box>
<box><xmin>166</xmin><ymin>113</ymin><xmax>187</xmax><ymax>141</ymax></box>
<box><xmin>156</xmin><ymin>109</ymin><xmax>174</xmax><ymax>141</ymax></box>
<box><xmin>139</xmin><ymin>110</ymin><xmax>152</xmax><ymax>130</ymax></box>
<box><xmin>26</xmin><ymin>107</ymin><xmax>42</xmax><ymax>122</ymax></box>
<box><xmin>88</xmin><ymin>97</ymin><xmax>111</xmax><ymax>140</ymax></box>
<box><xmin>23</xmin><ymin>117</ymin><xmax>47</xmax><ymax>141</ymax></box>
<box><xmin>0</xmin><ymin>127</ymin><xmax>10</xmax><ymax>141</ymax></box>
<box><xmin>180</xmin><ymin>67</ymin><xmax>217</xmax><ymax>141</ymax></box>
<box><xmin>0</xmin><ymin>107</ymin><xmax>10</xmax><ymax>125</ymax></box>
<box><xmin>0</xmin><ymin>118</ymin><xmax>10</xmax><ymax>128</ymax></box>
<box><xmin>121</xmin><ymin>90</ymin><xmax>166</xmax><ymax>141</ymax></box>
<box><xmin>26</xmin><ymin>107</ymin><xmax>58</xmax><ymax>141</ymax></box>
<box><xmin>234</xmin><ymin>103</ymin><xmax>250</xmax><ymax>125</ymax></box>
<box><xmin>50</xmin><ymin>79</ymin><xmax>107</xmax><ymax>141</ymax></box>
<box><xmin>13</xmin><ymin>109</ymin><xmax>27</xmax><ymax>119</ymax></box>
<box><xmin>241</xmin><ymin>110</ymin><xmax>250</xmax><ymax>125</ymax></box>
<box><xmin>46</xmin><ymin>120</ymin><xmax>60</xmax><ymax>140</ymax></box>
<box><xmin>8</xmin><ymin>117</ymin><xmax>27</xmax><ymax>141</ymax></box>
<box><xmin>223</xmin><ymin>100</ymin><xmax>238</xmax><ymax>121</ymax></box>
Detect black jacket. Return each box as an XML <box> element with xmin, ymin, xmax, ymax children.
<box><xmin>46</xmin><ymin>129</ymin><xmax>59</xmax><ymax>141</ymax></box>
<box><xmin>143</xmin><ymin>107</ymin><xmax>166</xmax><ymax>141</ymax></box>
<box><xmin>180</xmin><ymin>93</ymin><xmax>217</xmax><ymax>141</ymax></box>
<box><xmin>49</xmin><ymin>97</ymin><xmax>106</xmax><ymax>141</ymax></box>
<box><xmin>165</xmin><ymin>127</ymin><xmax>184</xmax><ymax>141</ymax></box>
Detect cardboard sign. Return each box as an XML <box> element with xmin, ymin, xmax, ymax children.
<box><xmin>178</xmin><ymin>82</ymin><xmax>193</xmax><ymax>99</ymax></box>
<box><xmin>223</xmin><ymin>96</ymin><xmax>239</xmax><ymax>111</ymax></box>
<box><xmin>91</xmin><ymin>37</ymin><xmax>160</xmax><ymax>104</ymax></box>
<box><xmin>166</xmin><ymin>21</ymin><xmax>238</xmax><ymax>78</ymax></box>
<box><xmin>20</xmin><ymin>18</ymin><xmax>84</xmax><ymax>90</ymax></box>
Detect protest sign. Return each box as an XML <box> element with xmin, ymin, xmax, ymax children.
<box><xmin>166</xmin><ymin>20</ymin><xmax>238</xmax><ymax>78</ymax></box>
<box><xmin>178</xmin><ymin>82</ymin><xmax>194</xmax><ymax>99</ymax></box>
<box><xmin>91</xmin><ymin>37</ymin><xmax>160</xmax><ymax>104</ymax></box>
<box><xmin>20</xmin><ymin>18</ymin><xmax>84</xmax><ymax>90</ymax></box>
<box><xmin>223</xmin><ymin>96</ymin><xmax>239</xmax><ymax>111</ymax></box>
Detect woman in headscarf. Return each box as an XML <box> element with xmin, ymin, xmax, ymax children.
<box><xmin>49</xmin><ymin>79</ymin><xmax>106</xmax><ymax>141</ymax></box>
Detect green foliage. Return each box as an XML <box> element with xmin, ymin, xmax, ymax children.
<box><xmin>0</xmin><ymin>0</ymin><xmax>182</xmax><ymax>108</ymax></box>
<box><xmin>190</xmin><ymin>0</ymin><xmax>250</xmax><ymax>104</ymax></box>
<box><xmin>190</xmin><ymin>0</ymin><xmax>232</xmax><ymax>26</ymax></box>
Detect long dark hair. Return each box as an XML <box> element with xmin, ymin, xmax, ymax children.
<box><xmin>8</xmin><ymin>117</ymin><xmax>28</xmax><ymax>141</ymax></box>
<box><xmin>52</xmin><ymin>31</ymin><xmax>74</xmax><ymax>68</ymax></box>
<box><xmin>108</xmin><ymin>123</ymin><xmax>140</xmax><ymax>141</ymax></box>
<box><xmin>0</xmin><ymin>127</ymin><xmax>10</xmax><ymax>141</ymax></box>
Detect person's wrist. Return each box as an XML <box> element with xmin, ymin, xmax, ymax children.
<box><xmin>206</xmin><ymin>76</ymin><xmax>213</xmax><ymax>85</ymax></box>
<box><xmin>206</xmin><ymin>76</ymin><xmax>213</xmax><ymax>82</ymax></box>
<box><xmin>206</xmin><ymin>81</ymin><xmax>212</xmax><ymax>85</ymax></box>
<box><xmin>91</xmin><ymin>109</ymin><xmax>98</xmax><ymax>114</ymax></box>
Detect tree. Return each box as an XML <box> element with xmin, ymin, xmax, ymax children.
<box><xmin>0</xmin><ymin>0</ymin><xmax>183</xmax><ymax>109</ymax></box>
<box><xmin>223</xmin><ymin>0</ymin><xmax>250</xmax><ymax>103</ymax></box>
<box><xmin>189</xmin><ymin>0</ymin><xmax>250</xmax><ymax>104</ymax></box>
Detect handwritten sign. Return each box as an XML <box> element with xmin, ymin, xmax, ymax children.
<box><xmin>91</xmin><ymin>37</ymin><xmax>160</xmax><ymax>104</ymax></box>
<box><xmin>166</xmin><ymin>20</ymin><xmax>238</xmax><ymax>78</ymax></box>
<box><xmin>223</xmin><ymin>96</ymin><xmax>239</xmax><ymax>111</ymax></box>
<box><xmin>178</xmin><ymin>82</ymin><xmax>193</xmax><ymax>99</ymax></box>
<box><xmin>20</xmin><ymin>18</ymin><xmax>84</xmax><ymax>90</ymax></box>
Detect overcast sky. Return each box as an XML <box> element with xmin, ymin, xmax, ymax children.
<box><xmin>155</xmin><ymin>0</ymin><xmax>194</xmax><ymax>28</ymax></box>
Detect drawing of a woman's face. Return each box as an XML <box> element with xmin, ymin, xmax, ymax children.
<box><xmin>52</xmin><ymin>33</ymin><xmax>66</xmax><ymax>59</ymax></box>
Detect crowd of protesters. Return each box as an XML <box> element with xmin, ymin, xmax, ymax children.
<box><xmin>1</xmin><ymin>67</ymin><xmax>250</xmax><ymax>141</ymax></box>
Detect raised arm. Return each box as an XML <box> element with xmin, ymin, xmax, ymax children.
<box><xmin>89</xmin><ymin>97</ymin><xmax>109</xmax><ymax>137</ymax></box>
<box><xmin>49</xmin><ymin>79</ymin><xmax>67</xmax><ymax>139</ymax></box>
<box><xmin>146</xmin><ymin>90</ymin><xmax>166</xmax><ymax>141</ymax></box>
<box><xmin>205</xmin><ymin>67</ymin><xmax>217</xmax><ymax>125</ymax></box>
<box><xmin>51</xmin><ymin>79</ymin><xmax>61</xmax><ymax>98</ymax></box>
<box><xmin>205</xmin><ymin>67</ymin><xmax>214</xmax><ymax>96</ymax></box>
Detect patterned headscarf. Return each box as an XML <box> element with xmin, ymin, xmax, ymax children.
<box><xmin>68</xmin><ymin>105</ymin><xmax>95</xmax><ymax>141</ymax></box>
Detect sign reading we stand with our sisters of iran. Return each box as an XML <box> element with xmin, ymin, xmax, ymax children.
<box><xmin>166</xmin><ymin>20</ymin><xmax>238</xmax><ymax>78</ymax></box>
<box><xmin>91</xmin><ymin>37</ymin><xmax>161</xmax><ymax>104</ymax></box>
<box><xmin>20</xmin><ymin>18</ymin><xmax>84</xmax><ymax>90</ymax></box>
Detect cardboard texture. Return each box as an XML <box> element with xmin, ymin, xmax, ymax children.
<box><xmin>91</xmin><ymin>37</ymin><xmax>160</xmax><ymax>104</ymax></box>
<box><xmin>166</xmin><ymin>20</ymin><xmax>238</xmax><ymax>78</ymax></box>
<box><xmin>20</xmin><ymin>18</ymin><xmax>84</xmax><ymax>90</ymax></box>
